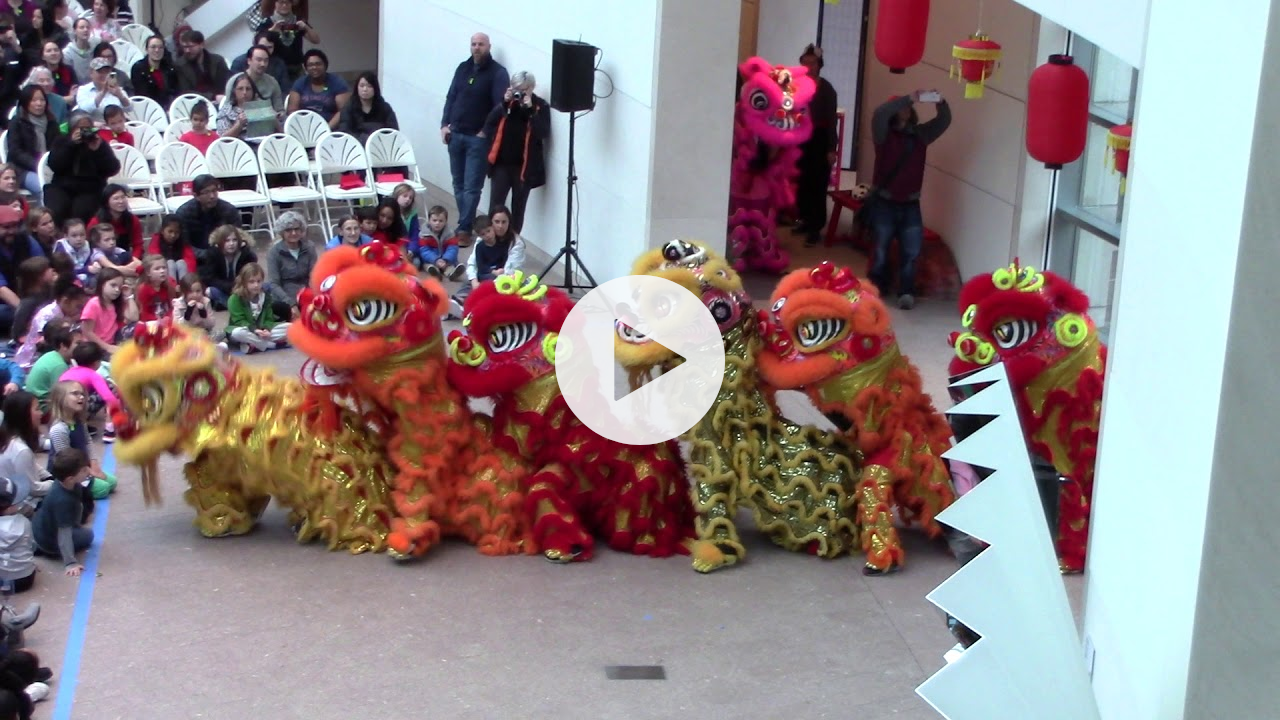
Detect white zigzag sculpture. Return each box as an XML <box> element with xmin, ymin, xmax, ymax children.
<box><xmin>916</xmin><ymin>363</ymin><xmax>1100</xmax><ymax>720</ymax></box>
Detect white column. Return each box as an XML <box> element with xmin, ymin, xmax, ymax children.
<box><xmin>1083</xmin><ymin>1</ymin><xmax>1279</xmax><ymax>719</ymax></box>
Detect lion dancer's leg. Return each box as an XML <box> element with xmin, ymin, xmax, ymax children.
<box><xmin>182</xmin><ymin>453</ymin><xmax>270</xmax><ymax>538</ymax></box>
<box><xmin>1055</xmin><ymin>469</ymin><xmax>1091</xmax><ymax>573</ymax></box>
<box><xmin>448</xmin><ymin>424</ymin><xmax>538</xmax><ymax>557</ymax></box>
<box><xmin>591</xmin><ymin>445</ymin><xmax>694</xmax><ymax>559</ymax></box>
<box><xmin>894</xmin><ymin>440</ymin><xmax>957</xmax><ymax>537</ymax></box>
<box><xmin>728</xmin><ymin>185</ymin><xmax>789</xmax><ymax>274</ymax></box>
<box><xmin>525</xmin><ymin>462</ymin><xmax>595</xmax><ymax>563</ymax></box>
<box><xmin>682</xmin><ymin>429</ymin><xmax>747</xmax><ymax>572</ymax></box>
<box><xmin>857</xmin><ymin>457</ymin><xmax>905</xmax><ymax>574</ymax></box>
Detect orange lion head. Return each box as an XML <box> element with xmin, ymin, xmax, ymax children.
<box><xmin>445</xmin><ymin>271</ymin><xmax>573</xmax><ymax>397</ymax></box>
<box><xmin>948</xmin><ymin>260</ymin><xmax>1096</xmax><ymax>386</ymax></box>
<box><xmin>755</xmin><ymin>261</ymin><xmax>896</xmax><ymax>390</ymax></box>
<box><xmin>288</xmin><ymin>242</ymin><xmax>449</xmax><ymax>369</ymax></box>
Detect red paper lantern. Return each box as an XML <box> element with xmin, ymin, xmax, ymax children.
<box><xmin>951</xmin><ymin>34</ymin><xmax>1002</xmax><ymax>99</ymax></box>
<box><xmin>1107</xmin><ymin>123</ymin><xmax>1133</xmax><ymax>193</ymax></box>
<box><xmin>875</xmin><ymin>0</ymin><xmax>930</xmax><ymax>74</ymax></box>
<box><xmin>1026</xmin><ymin>54</ymin><xmax>1090</xmax><ymax>169</ymax></box>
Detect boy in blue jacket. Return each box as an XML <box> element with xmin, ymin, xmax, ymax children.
<box><xmin>417</xmin><ymin>206</ymin><xmax>464</xmax><ymax>281</ymax></box>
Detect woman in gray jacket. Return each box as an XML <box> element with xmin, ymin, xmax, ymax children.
<box><xmin>264</xmin><ymin>210</ymin><xmax>315</xmax><ymax>319</ymax></box>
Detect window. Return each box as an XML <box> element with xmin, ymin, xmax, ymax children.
<box><xmin>1047</xmin><ymin>38</ymin><xmax>1138</xmax><ymax>341</ymax></box>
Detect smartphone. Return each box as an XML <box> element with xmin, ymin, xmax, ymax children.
<box><xmin>918</xmin><ymin>90</ymin><xmax>941</xmax><ymax>103</ymax></box>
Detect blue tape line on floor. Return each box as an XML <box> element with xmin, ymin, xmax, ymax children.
<box><xmin>51</xmin><ymin>444</ymin><xmax>114</xmax><ymax>720</ymax></box>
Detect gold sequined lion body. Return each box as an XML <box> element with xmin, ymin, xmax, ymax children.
<box><xmin>111</xmin><ymin>321</ymin><xmax>396</xmax><ymax>553</ymax></box>
<box><xmin>615</xmin><ymin>240</ymin><xmax>863</xmax><ymax>574</ymax></box>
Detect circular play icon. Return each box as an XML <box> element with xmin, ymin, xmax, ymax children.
<box><xmin>556</xmin><ymin>276</ymin><xmax>724</xmax><ymax>446</ymax></box>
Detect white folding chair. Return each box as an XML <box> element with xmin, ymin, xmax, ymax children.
<box><xmin>155</xmin><ymin>142</ymin><xmax>209</xmax><ymax>212</ymax></box>
<box><xmin>112</xmin><ymin>39</ymin><xmax>142</xmax><ymax>73</ymax></box>
<box><xmin>314</xmin><ymin>133</ymin><xmax>377</xmax><ymax>233</ymax></box>
<box><xmin>283</xmin><ymin>109</ymin><xmax>330</xmax><ymax>174</ymax></box>
<box><xmin>163</xmin><ymin>118</ymin><xmax>193</xmax><ymax>145</ymax></box>
<box><xmin>169</xmin><ymin>94</ymin><xmax>215</xmax><ymax>124</ymax></box>
<box><xmin>204</xmin><ymin>137</ymin><xmax>272</xmax><ymax>236</ymax></box>
<box><xmin>256</xmin><ymin>133</ymin><xmax>324</xmax><ymax>233</ymax></box>
<box><xmin>127</xmin><ymin>95</ymin><xmax>167</xmax><ymax>132</ymax></box>
<box><xmin>108</xmin><ymin>143</ymin><xmax>164</xmax><ymax>217</ymax></box>
<box><xmin>364</xmin><ymin>128</ymin><xmax>428</xmax><ymax>197</ymax></box>
<box><xmin>119</xmin><ymin>23</ymin><xmax>154</xmax><ymax>53</ymax></box>
<box><xmin>36</xmin><ymin>152</ymin><xmax>51</xmax><ymax>187</ymax></box>
<box><xmin>125</xmin><ymin>121</ymin><xmax>162</xmax><ymax>163</ymax></box>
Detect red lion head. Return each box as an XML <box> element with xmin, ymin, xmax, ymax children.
<box><xmin>288</xmin><ymin>242</ymin><xmax>448</xmax><ymax>369</ymax></box>
<box><xmin>755</xmin><ymin>262</ymin><xmax>896</xmax><ymax>389</ymax></box>
<box><xmin>445</xmin><ymin>272</ymin><xmax>573</xmax><ymax>397</ymax></box>
<box><xmin>948</xmin><ymin>260</ymin><xmax>1096</xmax><ymax>386</ymax></box>
<box><xmin>737</xmin><ymin>57</ymin><xmax>815</xmax><ymax>147</ymax></box>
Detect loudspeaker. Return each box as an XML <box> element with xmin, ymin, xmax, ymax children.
<box><xmin>551</xmin><ymin>39</ymin><xmax>597</xmax><ymax>112</ymax></box>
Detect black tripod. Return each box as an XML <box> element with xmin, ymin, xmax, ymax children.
<box><xmin>541</xmin><ymin>110</ymin><xmax>597</xmax><ymax>294</ymax></box>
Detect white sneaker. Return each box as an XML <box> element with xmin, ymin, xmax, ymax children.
<box><xmin>25</xmin><ymin>681</ymin><xmax>49</xmax><ymax>703</ymax></box>
<box><xmin>445</xmin><ymin>298</ymin><xmax>464</xmax><ymax>320</ymax></box>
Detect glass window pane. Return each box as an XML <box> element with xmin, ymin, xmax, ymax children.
<box><xmin>1063</xmin><ymin>223</ymin><xmax>1118</xmax><ymax>338</ymax></box>
<box><xmin>1077</xmin><ymin>122</ymin><xmax>1124</xmax><ymax>224</ymax></box>
<box><xmin>1090</xmin><ymin>47</ymin><xmax>1134</xmax><ymax>119</ymax></box>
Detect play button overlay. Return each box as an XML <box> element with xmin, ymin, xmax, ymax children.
<box><xmin>557</xmin><ymin>276</ymin><xmax>724</xmax><ymax>446</ymax></box>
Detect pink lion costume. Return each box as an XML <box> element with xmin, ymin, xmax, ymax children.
<box><xmin>728</xmin><ymin>57</ymin><xmax>816</xmax><ymax>274</ymax></box>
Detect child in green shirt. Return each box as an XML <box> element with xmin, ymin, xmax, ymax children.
<box><xmin>22</xmin><ymin>321</ymin><xmax>75</xmax><ymax>414</ymax></box>
<box><xmin>225</xmin><ymin>263</ymin><xmax>290</xmax><ymax>353</ymax></box>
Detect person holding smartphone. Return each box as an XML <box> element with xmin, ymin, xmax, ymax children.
<box><xmin>43</xmin><ymin>110</ymin><xmax>121</xmax><ymax>224</ymax></box>
<box><xmin>73</xmin><ymin>57</ymin><xmax>129</xmax><ymax>123</ymax></box>
<box><xmin>867</xmin><ymin>88</ymin><xmax>951</xmax><ymax>310</ymax></box>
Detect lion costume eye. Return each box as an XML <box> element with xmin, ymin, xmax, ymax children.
<box><xmin>345</xmin><ymin>298</ymin><xmax>399</xmax><ymax>328</ymax></box>
<box><xmin>488</xmin><ymin>322</ymin><xmax>538</xmax><ymax>354</ymax></box>
<box><xmin>140</xmin><ymin>383</ymin><xmax>164</xmax><ymax>420</ymax></box>
<box><xmin>749</xmin><ymin>90</ymin><xmax>768</xmax><ymax>110</ymax></box>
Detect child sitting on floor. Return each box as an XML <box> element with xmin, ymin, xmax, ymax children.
<box><xmin>0</xmin><ymin>479</ymin><xmax>35</xmax><ymax>594</ymax></box>
<box><xmin>225</xmin><ymin>263</ymin><xmax>290</xmax><ymax>353</ymax></box>
<box><xmin>31</xmin><ymin>447</ymin><xmax>93</xmax><ymax>577</ymax></box>
<box><xmin>45</xmin><ymin>382</ymin><xmax>115</xmax><ymax>503</ymax></box>
<box><xmin>417</xmin><ymin>205</ymin><xmax>463</xmax><ymax>281</ymax></box>
<box><xmin>172</xmin><ymin>274</ymin><xmax>217</xmax><ymax>338</ymax></box>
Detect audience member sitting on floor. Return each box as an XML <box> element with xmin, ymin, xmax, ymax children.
<box><xmin>73</xmin><ymin>57</ymin><xmax>129</xmax><ymax>123</ymax></box>
<box><xmin>32</xmin><ymin>446</ymin><xmax>93</xmax><ymax>574</ymax></box>
<box><xmin>21</xmin><ymin>319</ymin><xmax>72</xmax><ymax>412</ymax></box>
<box><xmin>175</xmin><ymin>175</ymin><xmax>239</xmax><ymax>251</ymax></box>
<box><xmin>448</xmin><ymin>209</ymin><xmax>525</xmax><ymax>317</ymax></box>
<box><xmin>143</xmin><ymin>215</ymin><xmax>195</xmax><ymax>281</ymax></box>
<box><xmin>0</xmin><ymin>205</ymin><xmax>44</xmax><ymax>337</ymax></box>
<box><xmin>286</xmin><ymin>48</ymin><xmax>348</xmax><ymax>130</ymax></box>
<box><xmin>0</xmin><ymin>391</ymin><xmax>54</xmax><ymax>513</ymax></box>
<box><xmin>0</xmin><ymin>168</ymin><xmax>27</xmax><ymax>216</ymax></box>
<box><xmin>264</xmin><ymin>211</ymin><xmax>310</xmax><ymax>320</ymax></box>
<box><xmin>324</xmin><ymin>215</ymin><xmax>370</xmax><ymax>251</ymax></box>
<box><xmin>44</xmin><ymin>111</ymin><xmax>120</xmax><ymax>224</ymax></box>
<box><xmin>14</xmin><ymin>279</ymin><xmax>84</xmax><ymax>369</ymax></box>
<box><xmin>129</xmin><ymin>33</ymin><xmax>179</xmax><ymax>109</ymax></box>
<box><xmin>370</xmin><ymin>197</ymin><xmax>406</xmax><ymax>247</ymax></box>
<box><xmin>7</xmin><ymin>257</ymin><xmax>54</xmax><ymax>347</ymax></box>
<box><xmin>416</xmin><ymin>204</ymin><xmax>462</xmax><ymax>281</ymax></box>
<box><xmin>0</xmin><ymin>478</ymin><xmax>36</xmax><ymax>596</ymax></box>
<box><xmin>24</xmin><ymin>207</ymin><xmax>57</xmax><ymax>254</ymax></box>
<box><xmin>59</xmin><ymin>341</ymin><xmax>116</xmax><ymax>443</ymax></box>
<box><xmin>0</xmin><ymin>644</ymin><xmax>55</xmax><ymax>711</ymax></box>
<box><xmin>5</xmin><ymin>85</ymin><xmax>61</xmax><ymax>204</ymax></box>
<box><xmin>356</xmin><ymin>206</ymin><xmax>377</xmax><ymax>239</ymax></box>
<box><xmin>229</xmin><ymin>29</ymin><xmax>289</xmax><ymax>92</ymax></box>
<box><xmin>393</xmin><ymin>183</ymin><xmax>419</xmax><ymax>241</ymax></box>
<box><xmin>78</xmin><ymin>266</ymin><xmax>136</xmax><ymax>355</ymax></box>
<box><xmin>171</xmin><ymin>273</ymin><xmax>215</xmax><ymax>338</ymax></box>
<box><xmin>86</xmin><ymin>222</ymin><xmax>140</xmax><ymax>279</ymax></box>
<box><xmin>175</xmin><ymin>29</ymin><xmax>228</xmax><ymax>103</ymax></box>
<box><xmin>45</xmin><ymin>382</ymin><xmax>113</xmax><ymax>497</ymax></box>
<box><xmin>51</xmin><ymin>218</ymin><xmax>91</xmax><ymax>287</ymax></box>
<box><xmin>337</xmin><ymin>70</ymin><xmax>397</xmax><ymax>145</ymax></box>
<box><xmin>94</xmin><ymin>104</ymin><xmax>132</xmax><ymax>147</ymax></box>
<box><xmin>134</xmin><ymin>255</ymin><xmax>176</xmax><ymax>323</ymax></box>
<box><xmin>225</xmin><ymin>262</ymin><xmax>289</xmax><ymax>353</ymax></box>
<box><xmin>178</xmin><ymin>102</ymin><xmax>217</xmax><ymax>154</ymax></box>
<box><xmin>0</xmin><ymin>346</ymin><xmax>24</xmax><ymax>395</ymax></box>
<box><xmin>87</xmin><ymin>184</ymin><xmax>142</xmax><ymax>257</ymax></box>
<box><xmin>198</xmin><ymin>224</ymin><xmax>255</xmax><ymax>310</ymax></box>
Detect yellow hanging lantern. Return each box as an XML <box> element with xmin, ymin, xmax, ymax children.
<box><xmin>1106</xmin><ymin>123</ymin><xmax>1133</xmax><ymax>194</ymax></box>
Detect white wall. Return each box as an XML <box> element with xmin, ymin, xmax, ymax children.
<box><xmin>1011</xmin><ymin>0</ymin><xmax>1149</xmax><ymax>68</ymax></box>
<box><xmin>380</xmin><ymin>0</ymin><xmax>736</xmax><ymax>281</ymax></box>
<box><xmin>755</xmin><ymin>0</ymin><xmax>819</xmax><ymax>65</ymax></box>
<box><xmin>857</xmin><ymin>0</ymin><xmax>1060</xmax><ymax>279</ymax></box>
<box><xmin>1081</xmin><ymin>0</ymin><xmax>1275</xmax><ymax>716</ymax></box>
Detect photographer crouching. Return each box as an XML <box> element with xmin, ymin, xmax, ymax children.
<box><xmin>482</xmin><ymin>71</ymin><xmax>550</xmax><ymax>235</ymax></box>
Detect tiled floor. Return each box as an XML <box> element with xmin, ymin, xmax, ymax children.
<box><xmin>16</xmin><ymin>207</ymin><xmax>1078</xmax><ymax>719</ymax></box>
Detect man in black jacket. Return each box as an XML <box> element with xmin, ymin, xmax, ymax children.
<box><xmin>440</xmin><ymin>33</ymin><xmax>508</xmax><ymax>243</ymax></box>
<box><xmin>175</xmin><ymin>30</ymin><xmax>229</xmax><ymax>103</ymax></box>
<box><xmin>176</xmin><ymin>175</ymin><xmax>240</xmax><ymax>252</ymax></box>
<box><xmin>796</xmin><ymin>44</ymin><xmax>839</xmax><ymax>247</ymax></box>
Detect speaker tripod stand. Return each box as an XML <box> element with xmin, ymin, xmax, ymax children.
<box><xmin>541</xmin><ymin>110</ymin><xmax>597</xmax><ymax>295</ymax></box>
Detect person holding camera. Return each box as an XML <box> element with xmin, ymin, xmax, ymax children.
<box><xmin>73</xmin><ymin>56</ymin><xmax>128</xmax><ymax>123</ymax></box>
<box><xmin>482</xmin><ymin>71</ymin><xmax>549</xmax><ymax>236</ymax></box>
<box><xmin>251</xmin><ymin>0</ymin><xmax>319</xmax><ymax>85</ymax></box>
<box><xmin>866</xmin><ymin>89</ymin><xmax>951</xmax><ymax>310</ymax></box>
<box><xmin>43</xmin><ymin>111</ymin><xmax>120</xmax><ymax>224</ymax></box>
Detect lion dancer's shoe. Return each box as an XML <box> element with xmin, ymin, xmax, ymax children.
<box><xmin>446</xmin><ymin>272</ymin><xmax>696</xmax><ymax>563</ymax></box>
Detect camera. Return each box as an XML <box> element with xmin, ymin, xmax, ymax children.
<box><xmin>78</xmin><ymin>127</ymin><xmax>96</xmax><ymax>141</ymax></box>
<box><xmin>511</xmin><ymin>90</ymin><xmax>524</xmax><ymax>102</ymax></box>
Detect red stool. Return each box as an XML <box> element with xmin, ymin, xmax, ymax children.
<box><xmin>823</xmin><ymin>189</ymin><xmax>864</xmax><ymax>247</ymax></box>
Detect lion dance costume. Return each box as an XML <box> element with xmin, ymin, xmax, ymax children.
<box><xmin>616</xmin><ymin>240</ymin><xmax>864</xmax><ymax>573</ymax></box>
<box><xmin>948</xmin><ymin>261</ymin><xmax>1106</xmax><ymax>573</ymax></box>
<box><xmin>111</xmin><ymin>321</ymin><xmax>396</xmax><ymax>553</ymax></box>
<box><xmin>757</xmin><ymin>262</ymin><xmax>956</xmax><ymax>572</ymax></box>
<box><xmin>289</xmin><ymin>243</ymin><xmax>537</xmax><ymax>559</ymax></box>
<box><xmin>728</xmin><ymin>57</ymin><xmax>815</xmax><ymax>274</ymax></box>
<box><xmin>446</xmin><ymin>271</ymin><xmax>695</xmax><ymax>563</ymax></box>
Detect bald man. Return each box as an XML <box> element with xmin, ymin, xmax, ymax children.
<box><xmin>440</xmin><ymin>32</ymin><xmax>509</xmax><ymax>244</ymax></box>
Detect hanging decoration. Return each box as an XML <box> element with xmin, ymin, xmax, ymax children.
<box><xmin>1106</xmin><ymin>123</ymin><xmax>1133</xmax><ymax>193</ymax></box>
<box><xmin>875</xmin><ymin>0</ymin><xmax>930</xmax><ymax>74</ymax></box>
<box><xmin>950</xmin><ymin>1</ymin><xmax>1001</xmax><ymax>99</ymax></box>
<box><xmin>1026</xmin><ymin>54</ymin><xmax>1090</xmax><ymax>169</ymax></box>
